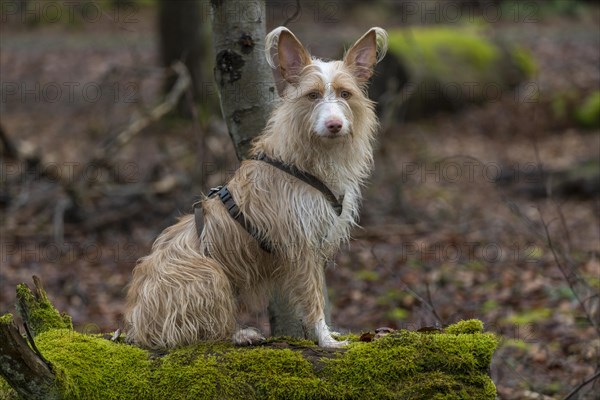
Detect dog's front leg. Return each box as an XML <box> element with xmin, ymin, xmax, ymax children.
<box><xmin>315</xmin><ymin>317</ymin><xmax>349</xmax><ymax>348</ymax></box>
<box><xmin>286</xmin><ymin>255</ymin><xmax>348</xmax><ymax>348</ymax></box>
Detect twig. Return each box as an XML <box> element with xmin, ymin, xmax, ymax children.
<box><xmin>369</xmin><ymin>245</ymin><xmax>443</xmax><ymax>326</ymax></box>
<box><xmin>537</xmin><ymin>208</ymin><xmax>600</xmax><ymax>337</ymax></box>
<box><xmin>563</xmin><ymin>370</ymin><xmax>600</xmax><ymax>400</ymax></box>
<box><xmin>0</xmin><ymin>123</ymin><xmax>19</xmax><ymax>159</ymax></box>
<box><xmin>52</xmin><ymin>198</ymin><xmax>70</xmax><ymax>245</ymax></box>
<box><xmin>98</xmin><ymin>61</ymin><xmax>191</xmax><ymax>157</ymax></box>
<box><xmin>508</xmin><ymin>199</ymin><xmax>599</xmax><ymax>336</ymax></box>
<box><xmin>531</xmin><ymin>138</ymin><xmax>573</xmax><ymax>252</ymax></box>
<box><xmin>424</xmin><ymin>280</ymin><xmax>443</xmax><ymax>326</ymax></box>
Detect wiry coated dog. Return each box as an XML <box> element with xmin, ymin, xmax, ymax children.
<box><xmin>125</xmin><ymin>26</ymin><xmax>387</xmax><ymax>349</ymax></box>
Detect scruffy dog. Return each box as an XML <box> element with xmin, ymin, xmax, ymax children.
<box><xmin>125</xmin><ymin>26</ymin><xmax>387</xmax><ymax>349</ymax></box>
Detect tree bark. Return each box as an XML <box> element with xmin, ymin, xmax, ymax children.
<box><xmin>210</xmin><ymin>0</ymin><xmax>276</xmax><ymax>160</ymax></box>
<box><xmin>0</xmin><ymin>315</ymin><xmax>60</xmax><ymax>400</ymax></box>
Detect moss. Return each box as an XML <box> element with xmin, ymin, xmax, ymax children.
<box><xmin>387</xmin><ymin>307</ymin><xmax>409</xmax><ymax>321</ymax></box>
<box><xmin>502</xmin><ymin>308</ymin><xmax>552</xmax><ymax>325</ymax></box>
<box><xmin>321</xmin><ymin>321</ymin><xmax>498</xmax><ymax>400</ymax></box>
<box><xmin>355</xmin><ymin>270</ymin><xmax>380</xmax><ymax>282</ymax></box>
<box><xmin>35</xmin><ymin>329</ymin><xmax>152</xmax><ymax>400</ymax></box>
<box><xmin>388</xmin><ymin>26</ymin><xmax>500</xmax><ymax>84</ymax></box>
<box><xmin>386</xmin><ymin>26</ymin><xmax>536</xmax><ymax>106</ymax></box>
<box><xmin>576</xmin><ymin>91</ymin><xmax>600</xmax><ymax>128</ymax></box>
<box><xmin>0</xmin><ymin>377</ymin><xmax>18</xmax><ymax>400</ymax></box>
<box><xmin>0</xmin><ymin>314</ymin><xmax>14</xmax><ymax>326</ymax></box>
<box><xmin>511</xmin><ymin>46</ymin><xmax>537</xmax><ymax>78</ymax></box>
<box><xmin>1</xmin><ymin>320</ymin><xmax>498</xmax><ymax>399</ymax></box>
<box><xmin>16</xmin><ymin>284</ymin><xmax>72</xmax><ymax>336</ymax></box>
<box><xmin>445</xmin><ymin>319</ymin><xmax>484</xmax><ymax>335</ymax></box>
<box><xmin>153</xmin><ymin>345</ymin><xmax>240</xmax><ymax>400</ymax></box>
<box><xmin>221</xmin><ymin>348</ymin><xmax>327</xmax><ymax>399</ymax></box>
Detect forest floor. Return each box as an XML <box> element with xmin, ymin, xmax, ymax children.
<box><xmin>1</xmin><ymin>2</ymin><xmax>599</xmax><ymax>399</ymax></box>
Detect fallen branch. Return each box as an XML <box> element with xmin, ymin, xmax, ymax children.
<box><xmin>98</xmin><ymin>61</ymin><xmax>191</xmax><ymax>157</ymax></box>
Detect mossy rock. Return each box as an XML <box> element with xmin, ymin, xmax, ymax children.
<box><xmin>0</xmin><ymin>319</ymin><xmax>498</xmax><ymax>399</ymax></box>
<box><xmin>370</xmin><ymin>25</ymin><xmax>536</xmax><ymax>119</ymax></box>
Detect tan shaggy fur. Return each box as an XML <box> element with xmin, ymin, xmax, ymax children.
<box><xmin>125</xmin><ymin>26</ymin><xmax>388</xmax><ymax>349</ymax></box>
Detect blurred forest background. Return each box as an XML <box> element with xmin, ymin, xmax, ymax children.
<box><xmin>1</xmin><ymin>0</ymin><xmax>599</xmax><ymax>398</ymax></box>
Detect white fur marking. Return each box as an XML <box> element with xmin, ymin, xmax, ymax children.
<box><xmin>232</xmin><ymin>328</ymin><xmax>266</xmax><ymax>346</ymax></box>
<box><xmin>315</xmin><ymin>319</ymin><xmax>348</xmax><ymax>348</ymax></box>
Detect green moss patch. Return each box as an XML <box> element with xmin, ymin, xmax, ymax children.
<box><xmin>35</xmin><ymin>329</ymin><xmax>152</xmax><ymax>400</ymax></box>
<box><xmin>388</xmin><ymin>27</ymin><xmax>500</xmax><ymax>81</ymax></box>
<box><xmin>0</xmin><ymin>314</ymin><xmax>14</xmax><ymax>326</ymax></box>
<box><xmin>576</xmin><ymin>91</ymin><xmax>600</xmax><ymax>129</ymax></box>
<box><xmin>385</xmin><ymin>26</ymin><xmax>536</xmax><ymax>107</ymax></box>
<box><xmin>0</xmin><ymin>320</ymin><xmax>498</xmax><ymax>399</ymax></box>
<box><xmin>0</xmin><ymin>378</ymin><xmax>18</xmax><ymax>400</ymax></box>
<box><xmin>16</xmin><ymin>283</ymin><xmax>72</xmax><ymax>336</ymax></box>
<box><xmin>322</xmin><ymin>320</ymin><xmax>497</xmax><ymax>399</ymax></box>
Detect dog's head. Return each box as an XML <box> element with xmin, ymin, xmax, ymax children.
<box><xmin>265</xmin><ymin>27</ymin><xmax>388</xmax><ymax>141</ymax></box>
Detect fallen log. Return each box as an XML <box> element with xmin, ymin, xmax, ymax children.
<box><xmin>0</xmin><ymin>277</ymin><xmax>498</xmax><ymax>399</ymax></box>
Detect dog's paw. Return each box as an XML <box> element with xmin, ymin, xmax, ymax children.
<box><xmin>232</xmin><ymin>328</ymin><xmax>266</xmax><ymax>346</ymax></box>
<box><xmin>319</xmin><ymin>337</ymin><xmax>349</xmax><ymax>348</ymax></box>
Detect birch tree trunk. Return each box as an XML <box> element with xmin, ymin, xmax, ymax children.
<box><xmin>210</xmin><ymin>0</ymin><xmax>276</xmax><ymax>160</ymax></box>
<box><xmin>210</xmin><ymin>0</ymin><xmax>327</xmax><ymax>338</ymax></box>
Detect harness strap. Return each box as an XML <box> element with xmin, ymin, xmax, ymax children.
<box><xmin>254</xmin><ymin>153</ymin><xmax>343</xmax><ymax>216</ymax></box>
<box><xmin>194</xmin><ymin>186</ymin><xmax>273</xmax><ymax>253</ymax></box>
<box><xmin>194</xmin><ymin>154</ymin><xmax>344</xmax><ymax>254</ymax></box>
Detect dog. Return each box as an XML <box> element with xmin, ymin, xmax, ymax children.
<box><xmin>125</xmin><ymin>26</ymin><xmax>387</xmax><ymax>349</ymax></box>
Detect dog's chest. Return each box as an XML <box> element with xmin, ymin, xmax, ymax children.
<box><xmin>233</xmin><ymin>163</ymin><xmax>361</xmax><ymax>253</ymax></box>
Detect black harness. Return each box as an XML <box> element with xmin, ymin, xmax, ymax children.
<box><xmin>193</xmin><ymin>154</ymin><xmax>343</xmax><ymax>253</ymax></box>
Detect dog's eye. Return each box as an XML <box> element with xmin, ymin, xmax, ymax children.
<box><xmin>340</xmin><ymin>90</ymin><xmax>352</xmax><ymax>99</ymax></box>
<box><xmin>307</xmin><ymin>91</ymin><xmax>320</xmax><ymax>100</ymax></box>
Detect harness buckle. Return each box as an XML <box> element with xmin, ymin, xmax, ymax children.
<box><xmin>207</xmin><ymin>186</ymin><xmax>223</xmax><ymax>198</ymax></box>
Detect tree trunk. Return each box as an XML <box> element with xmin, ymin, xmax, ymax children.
<box><xmin>209</xmin><ymin>0</ymin><xmax>276</xmax><ymax>160</ymax></box>
<box><xmin>209</xmin><ymin>0</ymin><xmax>320</xmax><ymax>338</ymax></box>
<box><xmin>158</xmin><ymin>0</ymin><xmax>210</xmax><ymax>104</ymax></box>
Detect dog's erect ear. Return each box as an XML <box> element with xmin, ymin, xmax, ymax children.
<box><xmin>265</xmin><ymin>26</ymin><xmax>311</xmax><ymax>85</ymax></box>
<box><xmin>344</xmin><ymin>27</ymin><xmax>388</xmax><ymax>82</ymax></box>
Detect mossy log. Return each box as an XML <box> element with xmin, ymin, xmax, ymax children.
<box><xmin>0</xmin><ymin>277</ymin><xmax>498</xmax><ymax>399</ymax></box>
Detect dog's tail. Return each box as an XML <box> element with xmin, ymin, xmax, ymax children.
<box><xmin>125</xmin><ymin>215</ymin><xmax>236</xmax><ymax>349</ymax></box>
